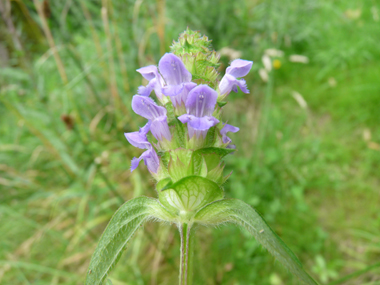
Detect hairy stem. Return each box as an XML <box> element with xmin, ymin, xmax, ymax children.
<box><xmin>179</xmin><ymin>224</ymin><xmax>185</xmax><ymax>284</ymax></box>
<box><xmin>179</xmin><ymin>223</ymin><xmax>193</xmax><ymax>285</ymax></box>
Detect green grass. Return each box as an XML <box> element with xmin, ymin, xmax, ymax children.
<box><xmin>1</xmin><ymin>0</ymin><xmax>380</xmax><ymax>284</ymax></box>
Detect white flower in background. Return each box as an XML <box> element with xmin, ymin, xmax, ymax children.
<box><xmin>259</xmin><ymin>68</ymin><xmax>268</xmax><ymax>82</ymax></box>
<box><xmin>219</xmin><ymin>47</ymin><xmax>242</xmax><ymax>60</ymax></box>
<box><xmin>371</xmin><ymin>6</ymin><xmax>379</xmax><ymax>22</ymax></box>
<box><xmin>291</xmin><ymin>91</ymin><xmax>307</xmax><ymax>109</ymax></box>
<box><xmin>262</xmin><ymin>54</ymin><xmax>272</xmax><ymax>71</ymax></box>
<box><xmin>289</xmin><ymin>55</ymin><xmax>309</xmax><ymax>64</ymax></box>
<box><xmin>265</xmin><ymin>48</ymin><xmax>284</xmax><ymax>58</ymax></box>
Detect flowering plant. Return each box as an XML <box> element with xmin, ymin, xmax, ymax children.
<box><xmin>85</xmin><ymin>29</ymin><xmax>317</xmax><ymax>285</ymax></box>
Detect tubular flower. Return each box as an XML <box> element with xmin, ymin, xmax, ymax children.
<box><xmin>125</xmin><ymin>29</ymin><xmax>252</xmax><ymax>182</ymax></box>
<box><xmin>178</xmin><ymin>85</ymin><xmax>219</xmax><ymax>139</ymax></box>
<box><xmin>132</xmin><ymin>95</ymin><xmax>171</xmax><ymax>143</ymax></box>
<box><xmin>219</xmin><ymin>59</ymin><xmax>253</xmax><ymax>99</ymax></box>
<box><xmin>124</xmin><ymin>121</ymin><xmax>151</xmax><ymax>149</ymax></box>
<box><xmin>136</xmin><ymin>65</ymin><xmax>165</xmax><ymax>102</ymax></box>
<box><xmin>130</xmin><ymin>145</ymin><xmax>160</xmax><ymax>173</ymax></box>
<box><xmin>136</xmin><ymin>53</ymin><xmax>195</xmax><ymax>111</ymax></box>
<box><xmin>220</xmin><ymin>123</ymin><xmax>240</xmax><ymax>144</ymax></box>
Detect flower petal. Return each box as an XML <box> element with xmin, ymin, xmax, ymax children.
<box><xmin>132</xmin><ymin>95</ymin><xmax>167</xmax><ymax>120</ymax></box>
<box><xmin>137</xmin><ymin>78</ymin><xmax>165</xmax><ymax>101</ymax></box>
<box><xmin>130</xmin><ymin>146</ymin><xmax>160</xmax><ymax>173</ymax></box>
<box><xmin>124</xmin><ymin>121</ymin><xmax>151</xmax><ymax>149</ymax></box>
<box><xmin>162</xmin><ymin>84</ymin><xmax>184</xmax><ymax>97</ymax></box>
<box><xmin>185</xmin><ymin>85</ymin><xmax>218</xmax><ymax>117</ymax></box>
<box><xmin>178</xmin><ymin>114</ymin><xmax>219</xmax><ymax>131</ymax></box>
<box><xmin>220</xmin><ymin>123</ymin><xmax>239</xmax><ymax>144</ymax></box>
<box><xmin>164</xmin><ymin>82</ymin><xmax>197</xmax><ymax>108</ymax></box>
<box><xmin>219</xmin><ymin>74</ymin><xmax>249</xmax><ymax>95</ymax></box>
<box><xmin>150</xmin><ymin>116</ymin><xmax>171</xmax><ymax>141</ymax></box>
<box><xmin>226</xmin><ymin>59</ymin><xmax>253</xmax><ymax>78</ymax></box>
<box><xmin>136</xmin><ymin>65</ymin><xmax>160</xmax><ymax>81</ymax></box>
<box><xmin>137</xmin><ymin>84</ymin><xmax>153</xmax><ymax>97</ymax></box>
<box><xmin>158</xmin><ymin>53</ymin><xmax>191</xmax><ymax>86</ymax></box>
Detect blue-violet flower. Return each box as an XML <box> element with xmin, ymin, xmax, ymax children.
<box><xmin>219</xmin><ymin>59</ymin><xmax>253</xmax><ymax>98</ymax></box>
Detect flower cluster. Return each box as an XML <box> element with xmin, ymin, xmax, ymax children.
<box><xmin>125</xmin><ymin>31</ymin><xmax>252</xmax><ymax>185</ymax></box>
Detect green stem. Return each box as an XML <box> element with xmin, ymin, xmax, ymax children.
<box><xmin>179</xmin><ymin>224</ymin><xmax>185</xmax><ymax>284</ymax></box>
<box><xmin>179</xmin><ymin>223</ymin><xmax>194</xmax><ymax>285</ymax></box>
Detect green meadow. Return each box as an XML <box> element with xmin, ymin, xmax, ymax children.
<box><xmin>0</xmin><ymin>0</ymin><xmax>379</xmax><ymax>284</ymax></box>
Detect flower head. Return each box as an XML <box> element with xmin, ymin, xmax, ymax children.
<box><xmin>125</xmin><ymin>30</ymin><xmax>251</xmax><ymax>180</ymax></box>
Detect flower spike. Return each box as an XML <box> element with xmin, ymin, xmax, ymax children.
<box><xmin>88</xmin><ymin>30</ymin><xmax>317</xmax><ymax>285</ymax></box>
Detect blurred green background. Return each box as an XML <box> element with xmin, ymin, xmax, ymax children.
<box><xmin>1</xmin><ymin>0</ymin><xmax>379</xmax><ymax>284</ymax></box>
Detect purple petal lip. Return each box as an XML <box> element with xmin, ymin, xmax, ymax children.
<box><xmin>178</xmin><ymin>114</ymin><xmax>219</xmax><ymax>131</ymax></box>
<box><xmin>158</xmin><ymin>53</ymin><xmax>191</xmax><ymax>86</ymax></box>
<box><xmin>124</xmin><ymin>121</ymin><xmax>151</xmax><ymax>149</ymax></box>
<box><xmin>219</xmin><ymin>74</ymin><xmax>249</xmax><ymax>95</ymax></box>
<box><xmin>226</xmin><ymin>59</ymin><xmax>253</xmax><ymax>78</ymax></box>
<box><xmin>220</xmin><ymin>123</ymin><xmax>239</xmax><ymax>144</ymax></box>
<box><xmin>132</xmin><ymin>95</ymin><xmax>167</xmax><ymax>120</ymax></box>
<box><xmin>137</xmin><ymin>84</ymin><xmax>153</xmax><ymax>97</ymax></box>
<box><xmin>185</xmin><ymin>84</ymin><xmax>218</xmax><ymax>117</ymax></box>
<box><xmin>130</xmin><ymin>146</ymin><xmax>159</xmax><ymax>173</ymax></box>
<box><xmin>162</xmin><ymin>84</ymin><xmax>185</xmax><ymax>97</ymax></box>
<box><xmin>136</xmin><ymin>65</ymin><xmax>160</xmax><ymax>81</ymax></box>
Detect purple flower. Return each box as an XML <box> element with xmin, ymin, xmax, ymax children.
<box><xmin>159</xmin><ymin>53</ymin><xmax>195</xmax><ymax>109</ymax></box>
<box><xmin>137</xmin><ymin>54</ymin><xmax>194</xmax><ymax>110</ymax></box>
<box><xmin>219</xmin><ymin>59</ymin><xmax>253</xmax><ymax>96</ymax></box>
<box><xmin>132</xmin><ymin>95</ymin><xmax>171</xmax><ymax>142</ymax></box>
<box><xmin>220</xmin><ymin>123</ymin><xmax>239</xmax><ymax>144</ymax></box>
<box><xmin>178</xmin><ymin>85</ymin><xmax>219</xmax><ymax>139</ymax></box>
<box><xmin>131</xmin><ymin>145</ymin><xmax>160</xmax><ymax>173</ymax></box>
<box><xmin>167</xmin><ymin>82</ymin><xmax>197</xmax><ymax>109</ymax></box>
<box><xmin>124</xmin><ymin>121</ymin><xmax>160</xmax><ymax>173</ymax></box>
<box><xmin>159</xmin><ymin>53</ymin><xmax>192</xmax><ymax>88</ymax></box>
<box><xmin>124</xmin><ymin>121</ymin><xmax>151</xmax><ymax>149</ymax></box>
<box><xmin>136</xmin><ymin>65</ymin><xmax>165</xmax><ymax>101</ymax></box>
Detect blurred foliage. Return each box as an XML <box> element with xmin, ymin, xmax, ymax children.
<box><xmin>0</xmin><ymin>0</ymin><xmax>380</xmax><ymax>284</ymax></box>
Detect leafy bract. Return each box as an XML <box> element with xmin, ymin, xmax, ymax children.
<box><xmin>194</xmin><ymin>199</ymin><xmax>318</xmax><ymax>285</ymax></box>
<box><xmin>85</xmin><ymin>197</ymin><xmax>174</xmax><ymax>285</ymax></box>
<box><xmin>159</xmin><ymin>176</ymin><xmax>224</xmax><ymax>215</ymax></box>
<box><xmin>192</xmin><ymin>147</ymin><xmax>234</xmax><ymax>174</ymax></box>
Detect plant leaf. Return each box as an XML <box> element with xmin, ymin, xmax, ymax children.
<box><xmin>85</xmin><ymin>197</ymin><xmax>175</xmax><ymax>285</ymax></box>
<box><xmin>194</xmin><ymin>199</ymin><xmax>318</xmax><ymax>285</ymax></box>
